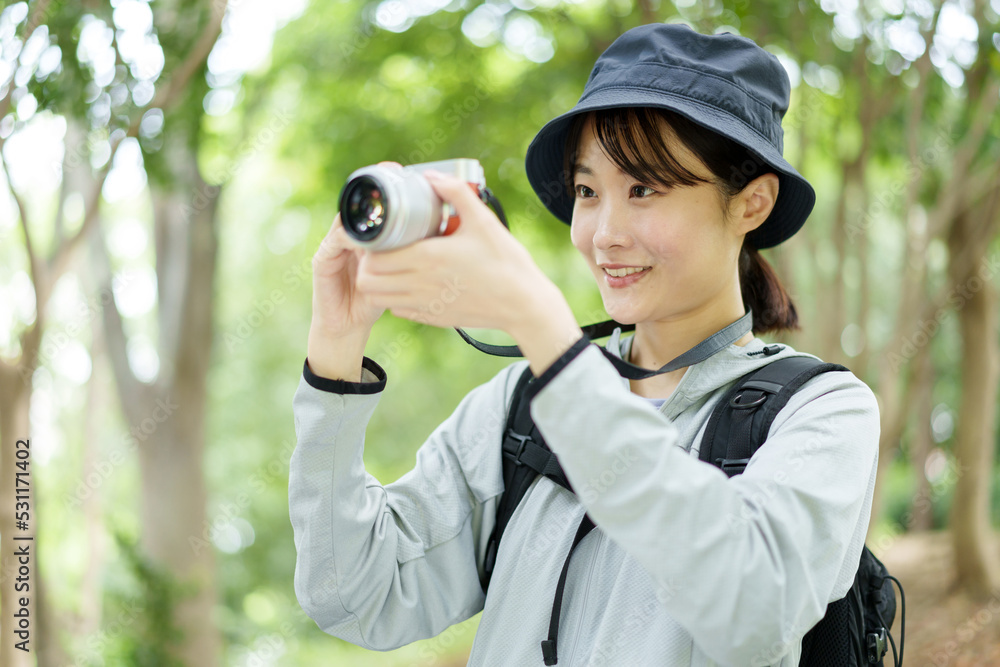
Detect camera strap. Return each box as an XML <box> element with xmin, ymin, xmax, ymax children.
<box><xmin>454</xmin><ymin>310</ymin><xmax>753</xmax><ymax>380</ymax></box>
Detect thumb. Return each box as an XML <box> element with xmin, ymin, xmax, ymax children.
<box><xmin>423</xmin><ymin>169</ymin><xmax>492</xmax><ymax>229</ymax></box>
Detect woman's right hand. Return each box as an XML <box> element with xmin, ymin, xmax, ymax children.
<box><xmin>310</xmin><ymin>213</ymin><xmax>386</xmax><ymax>339</ymax></box>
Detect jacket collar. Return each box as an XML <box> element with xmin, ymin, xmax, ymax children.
<box><xmin>604</xmin><ymin>328</ymin><xmax>804</xmax><ymax>419</ymax></box>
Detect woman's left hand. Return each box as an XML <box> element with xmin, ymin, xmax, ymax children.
<box><xmin>355</xmin><ymin>170</ymin><xmax>552</xmax><ymax>334</ymax></box>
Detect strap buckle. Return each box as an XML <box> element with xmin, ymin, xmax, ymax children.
<box><xmin>867</xmin><ymin>628</ymin><xmax>888</xmax><ymax>662</ymax></box>
<box><xmin>503</xmin><ymin>431</ymin><xmax>532</xmax><ymax>465</ymax></box>
<box><xmin>717</xmin><ymin>458</ymin><xmax>751</xmax><ymax>477</ymax></box>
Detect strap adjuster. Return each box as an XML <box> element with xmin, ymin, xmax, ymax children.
<box><xmin>867</xmin><ymin>627</ymin><xmax>888</xmax><ymax>662</ymax></box>
<box><xmin>503</xmin><ymin>431</ymin><xmax>532</xmax><ymax>465</ymax></box>
<box><xmin>729</xmin><ymin>391</ymin><xmax>767</xmax><ymax>409</ymax></box>
<box><xmin>717</xmin><ymin>458</ymin><xmax>751</xmax><ymax>477</ymax></box>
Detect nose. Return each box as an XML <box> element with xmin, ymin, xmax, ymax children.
<box><xmin>592</xmin><ymin>202</ymin><xmax>633</xmax><ymax>251</ymax></box>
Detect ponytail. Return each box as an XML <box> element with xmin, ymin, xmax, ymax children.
<box><xmin>739</xmin><ymin>245</ymin><xmax>799</xmax><ymax>335</ymax></box>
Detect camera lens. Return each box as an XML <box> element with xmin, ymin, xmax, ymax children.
<box><xmin>341</xmin><ymin>176</ymin><xmax>388</xmax><ymax>241</ymax></box>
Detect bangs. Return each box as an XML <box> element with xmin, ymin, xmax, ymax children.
<box><xmin>564</xmin><ymin>108</ymin><xmax>713</xmax><ymax>195</ymax></box>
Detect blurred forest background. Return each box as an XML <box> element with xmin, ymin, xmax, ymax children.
<box><xmin>0</xmin><ymin>0</ymin><xmax>999</xmax><ymax>664</ymax></box>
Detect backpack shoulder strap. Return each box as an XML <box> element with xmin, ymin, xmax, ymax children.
<box><xmin>698</xmin><ymin>355</ymin><xmax>849</xmax><ymax>476</ymax></box>
<box><xmin>482</xmin><ymin>364</ymin><xmax>572</xmax><ymax>591</ymax></box>
<box><xmin>697</xmin><ymin>355</ymin><xmax>906</xmax><ymax>667</ymax></box>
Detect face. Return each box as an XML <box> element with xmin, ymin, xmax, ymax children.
<box><xmin>569</xmin><ymin>116</ymin><xmax>746</xmax><ymax>326</ymax></box>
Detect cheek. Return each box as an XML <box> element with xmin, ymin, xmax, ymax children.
<box><xmin>645</xmin><ymin>204</ymin><xmax>727</xmax><ymax>264</ymax></box>
<box><xmin>636</xmin><ymin>222</ymin><xmax>684</xmax><ymax>263</ymax></box>
<box><xmin>569</xmin><ymin>215</ymin><xmax>594</xmax><ymax>257</ymax></box>
<box><xmin>638</xmin><ymin>221</ymin><xmax>720</xmax><ymax>285</ymax></box>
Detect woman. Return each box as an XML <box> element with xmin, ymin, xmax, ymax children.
<box><xmin>290</xmin><ymin>23</ymin><xmax>879</xmax><ymax>666</ymax></box>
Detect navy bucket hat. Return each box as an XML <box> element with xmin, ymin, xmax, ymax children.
<box><xmin>525</xmin><ymin>23</ymin><xmax>815</xmax><ymax>249</ymax></box>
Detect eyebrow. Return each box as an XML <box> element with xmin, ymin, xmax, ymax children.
<box><xmin>572</xmin><ymin>163</ymin><xmax>593</xmax><ymax>176</ymax></box>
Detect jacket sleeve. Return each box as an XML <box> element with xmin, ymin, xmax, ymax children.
<box><xmin>528</xmin><ymin>344</ymin><xmax>880</xmax><ymax>666</ymax></box>
<box><xmin>288</xmin><ymin>357</ymin><xmax>520</xmax><ymax>650</ymax></box>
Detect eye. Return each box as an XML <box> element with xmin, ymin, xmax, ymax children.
<box><xmin>630</xmin><ymin>185</ymin><xmax>657</xmax><ymax>198</ymax></box>
<box><xmin>575</xmin><ymin>184</ymin><xmax>596</xmax><ymax>199</ymax></box>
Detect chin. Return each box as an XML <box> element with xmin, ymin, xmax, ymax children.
<box><xmin>600</xmin><ymin>302</ymin><xmax>643</xmax><ymax>326</ymax></box>
<box><xmin>608</xmin><ymin>313</ymin><xmax>640</xmax><ymax>326</ymax></box>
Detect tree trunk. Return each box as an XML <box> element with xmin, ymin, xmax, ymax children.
<box><xmin>79</xmin><ymin>319</ymin><xmax>108</xmax><ymax>641</ymax></box>
<box><xmin>138</xmin><ymin>401</ymin><xmax>218</xmax><ymax>665</ymax></box>
<box><xmin>868</xmin><ymin>203</ymin><xmax>933</xmax><ymax>538</ymax></box>
<box><xmin>97</xmin><ymin>148</ymin><xmax>221</xmax><ymax>665</ymax></box>
<box><xmin>908</xmin><ymin>347</ymin><xmax>936</xmax><ymax>532</ymax></box>
<box><xmin>947</xmin><ymin>204</ymin><xmax>1000</xmax><ymax>596</ymax></box>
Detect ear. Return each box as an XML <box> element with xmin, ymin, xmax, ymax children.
<box><xmin>732</xmin><ymin>173</ymin><xmax>779</xmax><ymax>235</ymax></box>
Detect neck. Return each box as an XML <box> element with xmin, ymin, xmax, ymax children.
<box><xmin>629</xmin><ymin>288</ymin><xmax>752</xmax><ymax>374</ymax></box>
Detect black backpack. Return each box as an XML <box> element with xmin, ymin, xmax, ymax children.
<box><xmin>481</xmin><ymin>354</ymin><xmax>905</xmax><ymax>666</ymax></box>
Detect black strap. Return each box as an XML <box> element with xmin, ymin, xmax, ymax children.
<box><xmin>502</xmin><ymin>430</ymin><xmax>572</xmax><ymax>491</ymax></box>
<box><xmin>454</xmin><ymin>319</ymin><xmax>628</xmax><ymax>358</ymax></box>
<box><xmin>540</xmin><ymin>513</ymin><xmax>596</xmax><ymax>665</ymax></box>
<box><xmin>483</xmin><ymin>313</ymin><xmax>755</xmax><ymax>587</ymax></box>
<box><xmin>458</xmin><ymin>311</ymin><xmax>754</xmax><ymax>380</ymax></box>
<box><xmin>482</xmin><ymin>311</ymin><xmax>759</xmax><ymax>662</ymax></box>
<box><xmin>482</xmin><ymin>366</ymin><xmax>537</xmax><ymax>589</ymax></box>
<box><xmin>698</xmin><ymin>357</ymin><xmax>849</xmax><ymax>476</ymax></box>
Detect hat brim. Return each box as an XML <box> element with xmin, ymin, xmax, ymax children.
<box><xmin>525</xmin><ymin>89</ymin><xmax>815</xmax><ymax>249</ymax></box>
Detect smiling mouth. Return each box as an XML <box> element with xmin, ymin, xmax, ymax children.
<box><xmin>603</xmin><ymin>266</ymin><xmax>650</xmax><ymax>277</ymax></box>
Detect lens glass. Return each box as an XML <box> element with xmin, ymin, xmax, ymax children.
<box><xmin>342</xmin><ymin>176</ymin><xmax>388</xmax><ymax>241</ymax></box>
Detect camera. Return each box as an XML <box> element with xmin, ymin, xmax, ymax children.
<box><xmin>338</xmin><ymin>158</ymin><xmax>488</xmax><ymax>251</ymax></box>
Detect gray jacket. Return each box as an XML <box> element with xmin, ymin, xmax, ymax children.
<box><xmin>289</xmin><ymin>331</ymin><xmax>879</xmax><ymax>666</ymax></box>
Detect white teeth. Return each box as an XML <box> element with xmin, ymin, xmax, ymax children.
<box><xmin>604</xmin><ymin>266</ymin><xmax>649</xmax><ymax>277</ymax></box>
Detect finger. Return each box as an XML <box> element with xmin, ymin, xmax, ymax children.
<box><xmin>362</xmin><ymin>242</ymin><xmax>433</xmax><ymax>275</ymax></box>
<box><xmin>330</xmin><ymin>214</ymin><xmax>369</xmax><ymax>249</ymax></box>
<box><xmin>377</xmin><ymin>161</ymin><xmax>403</xmax><ymax>170</ymax></box>
<box><xmin>316</xmin><ymin>216</ymin><xmax>354</xmax><ymax>261</ymax></box>
<box><xmin>316</xmin><ymin>216</ymin><xmax>346</xmax><ymax>257</ymax></box>
<box><xmin>359</xmin><ymin>248</ymin><xmax>403</xmax><ymax>277</ymax></box>
<box><xmin>389</xmin><ymin>307</ymin><xmax>428</xmax><ymax>324</ymax></box>
<box><xmin>316</xmin><ymin>230</ymin><xmax>371</xmax><ymax>287</ymax></box>
<box><xmin>422</xmin><ymin>170</ymin><xmax>492</xmax><ymax>226</ymax></box>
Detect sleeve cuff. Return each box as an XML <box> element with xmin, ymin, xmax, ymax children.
<box><xmin>302</xmin><ymin>356</ymin><xmax>387</xmax><ymax>394</ymax></box>
<box><xmin>524</xmin><ymin>335</ymin><xmax>591</xmax><ymax>402</ymax></box>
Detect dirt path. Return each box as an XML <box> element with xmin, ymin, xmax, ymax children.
<box><xmin>878</xmin><ymin>531</ymin><xmax>1000</xmax><ymax>666</ymax></box>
